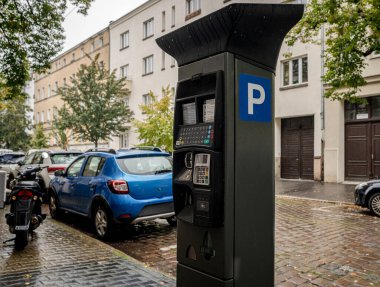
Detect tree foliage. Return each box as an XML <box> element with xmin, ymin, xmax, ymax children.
<box><xmin>57</xmin><ymin>54</ymin><xmax>133</xmax><ymax>148</ymax></box>
<box><xmin>286</xmin><ymin>0</ymin><xmax>380</xmax><ymax>103</ymax></box>
<box><xmin>0</xmin><ymin>0</ymin><xmax>94</xmax><ymax>93</ymax></box>
<box><xmin>134</xmin><ymin>86</ymin><xmax>174</xmax><ymax>152</ymax></box>
<box><xmin>50</xmin><ymin>105</ymin><xmax>71</xmax><ymax>150</ymax></box>
<box><xmin>0</xmin><ymin>96</ymin><xmax>31</xmax><ymax>150</ymax></box>
<box><xmin>30</xmin><ymin>123</ymin><xmax>48</xmax><ymax>149</ymax></box>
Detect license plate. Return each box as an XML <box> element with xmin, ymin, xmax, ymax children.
<box><xmin>15</xmin><ymin>224</ymin><xmax>29</xmax><ymax>231</ymax></box>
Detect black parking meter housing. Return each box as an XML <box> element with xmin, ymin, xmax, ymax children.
<box><xmin>157</xmin><ymin>3</ymin><xmax>303</xmax><ymax>287</ymax></box>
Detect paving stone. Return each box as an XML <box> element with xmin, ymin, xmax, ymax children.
<box><xmin>1</xmin><ymin>197</ymin><xmax>379</xmax><ymax>286</ymax></box>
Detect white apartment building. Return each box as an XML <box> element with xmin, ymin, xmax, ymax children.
<box><xmin>276</xmin><ymin>28</ymin><xmax>380</xmax><ymax>183</ymax></box>
<box><xmin>108</xmin><ymin>0</ymin><xmax>282</xmax><ymax>150</ymax></box>
<box><xmin>39</xmin><ymin>0</ymin><xmax>378</xmax><ymax>183</ymax></box>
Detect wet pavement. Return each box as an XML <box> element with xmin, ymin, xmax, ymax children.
<box><xmin>0</xmin><ymin>180</ymin><xmax>379</xmax><ymax>286</ymax></box>
<box><xmin>276</xmin><ymin>179</ymin><xmax>356</xmax><ymax>203</ymax></box>
<box><xmin>0</xmin><ymin>205</ymin><xmax>175</xmax><ymax>287</ymax></box>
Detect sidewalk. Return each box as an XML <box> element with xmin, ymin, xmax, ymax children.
<box><xmin>276</xmin><ymin>179</ymin><xmax>356</xmax><ymax>203</ymax></box>
<box><xmin>0</xmin><ymin>206</ymin><xmax>175</xmax><ymax>287</ymax></box>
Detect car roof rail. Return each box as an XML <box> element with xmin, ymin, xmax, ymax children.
<box><xmin>86</xmin><ymin>148</ymin><xmax>117</xmax><ymax>154</ymax></box>
<box><xmin>129</xmin><ymin>146</ymin><xmax>163</xmax><ymax>152</ymax></box>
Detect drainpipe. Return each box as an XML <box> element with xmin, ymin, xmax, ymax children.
<box><xmin>320</xmin><ymin>24</ymin><xmax>325</xmax><ymax>181</ymax></box>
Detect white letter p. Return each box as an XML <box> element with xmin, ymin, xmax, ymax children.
<box><xmin>248</xmin><ymin>83</ymin><xmax>265</xmax><ymax>115</ymax></box>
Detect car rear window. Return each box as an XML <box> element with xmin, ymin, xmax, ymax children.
<box><xmin>50</xmin><ymin>153</ymin><xmax>81</xmax><ymax>164</ymax></box>
<box><xmin>117</xmin><ymin>156</ymin><xmax>172</xmax><ymax>175</ymax></box>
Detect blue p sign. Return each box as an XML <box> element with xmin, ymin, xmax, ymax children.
<box><xmin>239</xmin><ymin>74</ymin><xmax>271</xmax><ymax>122</ymax></box>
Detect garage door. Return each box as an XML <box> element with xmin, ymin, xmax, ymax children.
<box><xmin>345</xmin><ymin>122</ymin><xmax>380</xmax><ymax>180</ymax></box>
<box><xmin>281</xmin><ymin>116</ymin><xmax>314</xmax><ymax>180</ymax></box>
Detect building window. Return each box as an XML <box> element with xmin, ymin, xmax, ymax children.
<box><xmin>37</xmin><ymin>89</ymin><xmax>40</xmax><ymax>101</ymax></box>
<box><xmin>143</xmin><ymin>55</ymin><xmax>154</xmax><ymax>75</ymax></box>
<box><xmin>63</xmin><ymin>78</ymin><xmax>66</xmax><ymax>86</ymax></box>
<box><xmin>53</xmin><ymin>107</ymin><xmax>58</xmax><ymax>119</ymax></box>
<box><xmin>124</xmin><ymin>96</ymin><xmax>130</xmax><ymax>106</ymax></box>
<box><xmin>36</xmin><ymin>112</ymin><xmax>39</xmax><ymax>124</ymax></box>
<box><xmin>99</xmin><ymin>61</ymin><xmax>104</xmax><ymax>69</ymax></box>
<box><xmin>120</xmin><ymin>64</ymin><xmax>129</xmax><ymax>78</ymax></box>
<box><xmin>171</xmin><ymin>6</ymin><xmax>176</xmax><ymax>27</ymax></box>
<box><xmin>161</xmin><ymin>51</ymin><xmax>166</xmax><ymax>70</ymax></box>
<box><xmin>119</xmin><ymin>131</ymin><xmax>129</xmax><ymax>148</ymax></box>
<box><xmin>41</xmin><ymin>111</ymin><xmax>44</xmax><ymax>123</ymax></box>
<box><xmin>162</xmin><ymin>11</ymin><xmax>166</xmax><ymax>32</ymax></box>
<box><xmin>143</xmin><ymin>94</ymin><xmax>153</xmax><ymax>105</ymax></box>
<box><xmin>345</xmin><ymin>96</ymin><xmax>380</xmax><ymax>121</ymax></box>
<box><xmin>186</xmin><ymin>0</ymin><xmax>201</xmax><ymax>15</ymax></box>
<box><xmin>91</xmin><ymin>41</ymin><xmax>95</xmax><ymax>52</ymax></box>
<box><xmin>143</xmin><ymin>18</ymin><xmax>154</xmax><ymax>39</ymax></box>
<box><xmin>48</xmin><ymin>85</ymin><xmax>51</xmax><ymax>98</ymax></box>
<box><xmin>80</xmin><ymin>48</ymin><xmax>84</xmax><ymax>57</ymax></box>
<box><xmin>98</xmin><ymin>37</ymin><xmax>103</xmax><ymax>47</ymax></box>
<box><xmin>281</xmin><ymin>56</ymin><xmax>308</xmax><ymax>87</ymax></box>
<box><xmin>121</xmin><ymin>31</ymin><xmax>129</xmax><ymax>49</ymax></box>
<box><xmin>55</xmin><ymin>81</ymin><xmax>58</xmax><ymax>92</ymax></box>
<box><xmin>171</xmin><ymin>57</ymin><xmax>176</xmax><ymax>68</ymax></box>
<box><xmin>42</xmin><ymin>87</ymin><xmax>45</xmax><ymax>99</ymax></box>
<box><xmin>47</xmin><ymin>109</ymin><xmax>51</xmax><ymax>122</ymax></box>
<box><xmin>72</xmin><ymin>53</ymin><xmax>75</xmax><ymax>62</ymax></box>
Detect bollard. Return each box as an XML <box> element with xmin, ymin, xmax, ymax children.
<box><xmin>0</xmin><ymin>171</ymin><xmax>6</xmax><ymax>208</ymax></box>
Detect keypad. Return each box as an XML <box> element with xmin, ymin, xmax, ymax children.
<box><xmin>194</xmin><ymin>166</ymin><xmax>209</xmax><ymax>185</ymax></box>
<box><xmin>175</xmin><ymin>124</ymin><xmax>214</xmax><ymax>146</ymax></box>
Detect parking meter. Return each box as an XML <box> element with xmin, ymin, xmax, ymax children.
<box><xmin>157</xmin><ymin>4</ymin><xmax>303</xmax><ymax>287</ymax></box>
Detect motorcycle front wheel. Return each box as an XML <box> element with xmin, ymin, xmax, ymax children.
<box><xmin>15</xmin><ymin>231</ymin><xmax>28</xmax><ymax>250</ymax></box>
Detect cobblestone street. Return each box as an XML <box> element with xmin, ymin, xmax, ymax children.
<box><xmin>0</xmin><ymin>196</ymin><xmax>379</xmax><ymax>286</ymax></box>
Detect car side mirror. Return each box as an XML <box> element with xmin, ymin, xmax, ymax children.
<box><xmin>54</xmin><ymin>170</ymin><xmax>64</xmax><ymax>177</ymax></box>
<box><xmin>17</xmin><ymin>161</ymin><xmax>24</xmax><ymax>166</ymax></box>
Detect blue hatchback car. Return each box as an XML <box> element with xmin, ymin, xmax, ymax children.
<box><xmin>48</xmin><ymin>149</ymin><xmax>175</xmax><ymax>239</ymax></box>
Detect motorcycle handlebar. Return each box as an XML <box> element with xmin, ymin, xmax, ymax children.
<box><xmin>19</xmin><ymin>165</ymin><xmax>47</xmax><ymax>177</ymax></box>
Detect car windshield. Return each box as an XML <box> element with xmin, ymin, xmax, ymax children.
<box><xmin>51</xmin><ymin>153</ymin><xmax>81</xmax><ymax>164</ymax></box>
<box><xmin>117</xmin><ymin>156</ymin><xmax>172</xmax><ymax>175</ymax></box>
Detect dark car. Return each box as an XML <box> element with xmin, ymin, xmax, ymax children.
<box><xmin>49</xmin><ymin>149</ymin><xmax>175</xmax><ymax>240</ymax></box>
<box><xmin>354</xmin><ymin>181</ymin><xmax>380</xmax><ymax>217</ymax></box>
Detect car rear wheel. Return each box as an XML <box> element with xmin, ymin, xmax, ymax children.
<box><xmin>93</xmin><ymin>205</ymin><xmax>113</xmax><ymax>240</ymax></box>
<box><xmin>369</xmin><ymin>193</ymin><xmax>380</xmax><ymax>217</ymax></box>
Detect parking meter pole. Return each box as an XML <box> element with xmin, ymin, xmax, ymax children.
<box><xmin>157</xmin><ymin>4</ymin><xmax>304</xmax><ymax>287</ymax></box>
<box><xmin>0</xmin><ymin>171</ymin><xmax>6</xmax><ymax>208</ymax></box>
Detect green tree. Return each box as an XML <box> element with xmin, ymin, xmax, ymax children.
<box><xmin>286</xmin><ymin>0</ymin><xmax>380</xmax><ymax>103</ymax></box>
<box><xmin>134</xmin><ymin>86</ymin><xmax>174</xmax><ymax>152</ymax></box>
<box><xmin>31</xmin><ymin>123</ymin><xmax>48</xmax><ymax>149</ymax></box>
<box><xmin>50</xmin><ymin>106</ymin><xmax>71</xmax><ymax>150</ymax></box>
<box><xmin>57</xmin><ymin>54</ymin><xmax>133</xmax><ymax>148</ymax></box>
<box><xmin>0</xmin><ymin>0</ymin><xmax>93</xmax><ymax>93</ymax></box>
<box><xmin>0</xmin><ymin>96</ymin><xmax>31</xmax><ymax>150</ymax></box>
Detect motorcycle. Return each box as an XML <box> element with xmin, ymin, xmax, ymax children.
<box><xmin>4</xmin><ymin>165</ymin><xmax>47</xmax><ymax>250</ymax></box>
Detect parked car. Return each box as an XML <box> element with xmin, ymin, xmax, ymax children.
<box><xmin>49</xmin><ymin>149</ymin><xmax>175</xmax><ymax>240</ymax></box>
<box><xmin>7</xmin><ymin>150</ymin><xmax>83</xmax><ymax>194</ymax></box>
<box><xmin>0</xmin><ymin>149</ymin><xmax>13</xmax><ymax>155</ymax></box>
<box><xmin>0</xmin><ymin>152</ymin><xmax>25</xmax><ymax>174</ymax></box>
<box><xmin>354</xmin><ymin>181</ymin><xmax>380</xmax><ymax>217</ymax></box>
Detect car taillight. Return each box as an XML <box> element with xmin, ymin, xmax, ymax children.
<box><xmin>48</xmin><ymin>166</ymin><xmax>65</xmax><ymax>173</ymax></box>
<box><xmin>107</xmin><ymin>180</ymin><xmax>129</xmax><ymax>194</ymax></box>
<box><xmin>17</xmin><ymin>190</ymin><xmax>33</xmax><ymax>200</ymax></box>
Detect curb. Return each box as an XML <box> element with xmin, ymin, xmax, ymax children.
<box><xmin>275</xmin><ymin>194</ymin><xmax>355</xmax><ymax>206</ymax></box>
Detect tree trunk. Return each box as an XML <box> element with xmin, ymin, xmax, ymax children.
<box><xmin>94</xmin><ymin>139</ymin><xmax>98</xmax><ymax>148</ymax></box>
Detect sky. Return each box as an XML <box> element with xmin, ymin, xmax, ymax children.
<box><xmin>62</xmin><ymin>0</ymin><xmax>148</xmax><ymax>52</ymax></box>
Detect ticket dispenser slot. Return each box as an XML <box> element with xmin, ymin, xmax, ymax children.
<box><xmin>173</xmin><ymin>71</ymin><xmax>224</xmax><ymax>228</ymax></box>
